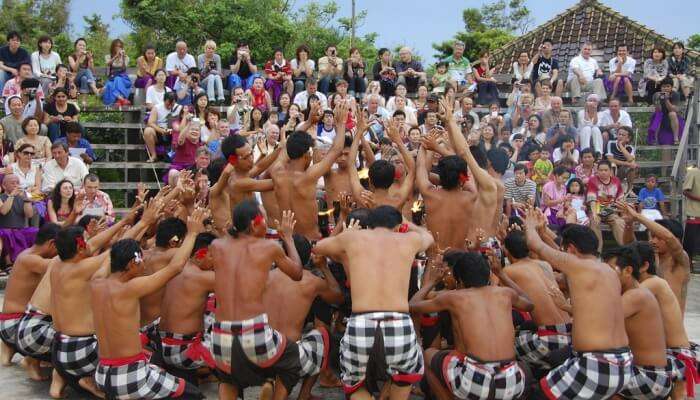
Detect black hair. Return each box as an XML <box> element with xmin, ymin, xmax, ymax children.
<box><xmin>51</xmin><ymin>179</ymin><xmax>75</xmax><ymax>214</ymax></box>
<box><xmin>580</xmin><ymin>147</ymin><xmax>595</xmax><ymax>159</ymax></box>
<box><xmin>229</xmin><ymin>199</ymin><xmax>262</xmax><ymax>237</ymax></box>
<box><xmin>286</xmin><ymin>131</ymin><xmax>314</xmax><ymax>160</ymax></box>
<box><xmin>660</xmin><ymin>76</ymin><xmax>674</xmax><ymax>87</ymax></box>
<box><xmin>542</xmin><ymin>38</ymin><xmax>553</xmax><ymax>45</ymax></box>
<box><xmin>450</xmin><ymin>251</ymin><xmax>491</xmax><ymax>288</ymax></box>
<box><xmin>509</xmin><ymin>215</ymin><xmax>524</xmax><ymax>228</ymax></box>
<box><xmin>553</xmin><ymin>165</ymin><xmax>569</xmax><ymax>177</ymax></box>
<box><xmin>656</xmin><ymin>219</ymin><xmax>683</xmax><ymax>240</ymax></box>
<box><xmin>393</xmin><ymin>109</ymin><xmax>406</xmax><ymax>118</ymax></box>
<box><xmin>343</xmin><ymin>135</ymin><xmax>353</xmax><ymax>148</ymax></box>
<box><xmin>631</xmin><ymin>241</ymin><xmax>657</xmax><ymax>275</ymax></box>
<box><xmin>597</xmin><ymin>159</ymin><xmax>613</xmax><ymax>169</ymax></box>
<box><xmin>64</xmin><ymin>121</ymin><xmax>82</xmax><ymax>134</ymax></box>
<box><xmin>347</xmin><ymin>208</ymin><xmax>371</xmax><ymax>229</ymax></box>
<box><xmin>559</xmin><ymin>134</ymin><xmax>575</xmax><ymax>145</ymax></box>
<box><xmin>35</xmin><ymin>223</ymin><xmax>61</xmax><ymax>245</ymax></box>
<box><xmin>20</xmin><ymin>78</ymin><xmax>40</xmax><ymax>89</ymax></box>
<box><xmin>293</xmin><ymin>233</ymin><xmax>312</xmax><ymax>267</ymax></box>
<box><xmin>55</xmin><ymin>226</ymin><xmax>86</xmax><ymax>261</ymax></box>
<box><xmin>187</xmin><ymin>67</ymin><xmax>201</xmax><ymax>75</ymax></box>
<box><xmin>469</xmin><ymin>145</ymin><xmax>488</xmax><ymax>169</ymax></box>
<box><xmin>155</xmin><ymin>217</ymin><xmax>187</xmax><ymax>247</ymax></box>
<box><xmin>221</xmin><ymin>134</ymin><xmax>248</xmax><ymax>159</ymax></box>
<box><xmin>192</xmin><ymin>232</ymin><xmax>217</xmax><ymax>256</ymax></box>
<box><xmin>566</xmin><ymin>177</ymin><xmax>584</xmax><ymax>195</ymax></box>
<box><xmin>6</xmin><ymin>31</ymin><xmax>20</xmax><ymax>42</ymax></box>
<box><xmin>163</xmin><ymin>91</ymin><xmax>176</xmax><ymax>103</ymax></box>
<box><xmin>498</xmin><ymin>142</ymin><xmax>514</xmax><ymax>154</ymax></box>
<box><xmin>437</xmin><ymin>155</ymin><xmax>468</xmax><ymax>190</ymax></box>
<box><xmin>504</xmin><ymin>231</ymin><xmax>529</xmax><ymax>259</ymax></box>
<box><xmin>602</xmin><ymin>245</ymin><xmax>642</xmax><ymax>280</ymax></box>
<box><xmin>378</xmin><ymin>48</ymin><xmax>390</xmax><ymax>57</ymax></box>
<box><xmin>513</xmin><ymin>163</ymin><xmax>528</xmax><ymax>174</ymax></box>
<box><xmin>368</xmin><ymin>206</ymin><xmax>402</xmax><ymax>229</ymax></box>
<box><xmin>368</xmin><ymin>160</ymin><xmax>395</xmax><ymax>189</ymax></box>
<box><xmin>561</xmin><ymin>224</ymin><xmax>599</xmax><ymax>256</ymax></box>
<box><xmin>207</xmin><ymin>158</ymin><xmax>226</xmax><ymax>185</ymax></box>
<box><xmin>486</xmin><ymin>149</ymin><xmax>509</xmax><ymax>175</ymax></box>
<box><xmin>110</xmin><ymin>239</ymin><xmax>142</xmax><ymax>273</ymax></box>
<box><xmin>77</xmin><ymin>215</ymin><xmax>99</xmax><ymax>229</ymax></box>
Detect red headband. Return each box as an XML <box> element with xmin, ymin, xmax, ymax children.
<box><xmin>253</xmin><ymin>214</ymin><xmax>265</xmax><ymax>226</ymax></box>
<box><xmin>228</xmin><ymin>154</ymin><xmax>238</xmax><ymax>166</ymax></box>
<box><xmin>75</xmin><ymin>236</ymin><xmax>87</xmax><ymax>249</ymax></box>
<box><xmin>394</xmin><ymin>169</ymin><xmax>402</xmax><ymax>181</ymax></box>
<box><xmin>398</xmin><ymin>223</ymin><xmax>408</xmax><ymax>233</ymax></box>
<box><xmin>459</xmin><ymin>172</ymin><xmax>470</xmax><ymax>184</ymax></box>
<box><xmin>194</xmin><ymin>248</ymin><xmax>208</xmax><ymax>260</ymax></box>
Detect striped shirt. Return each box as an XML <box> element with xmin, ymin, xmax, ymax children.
<box><xmin>504</xmin><ymin>178</ymin><xmax>537</xmax><ymax>203</ymax></box>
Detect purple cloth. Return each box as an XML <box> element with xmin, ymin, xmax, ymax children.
<box><xmin>264</xmin><ymin>79</ymin><xmax>283</xmax><ymax>105</ymax></box>
<box><xmin>162</xmin><ymin>161</ymin><xmax>192</xmax><ymax>184</ymax></box>
<box><xmin>604</xmin><ymin>75</ymin><xmax>632</xmax><ymax>97</ymax></box>
<box><xmin>134</xmin><ymin>74</ymin><xmax>154</xmax><ymax>89</ymax></box>
<box><xmin>0</xmin><ymin>227</ymin><xmax>38</xmax><ymax>262</ymax></box>
<box><xmin>33</xmin><ymin>201</ymin><xmax>47</xmax><ymax>219</ymax></box>
<box><xmin>647</xmin><ymin>111</ymin><xmax>685</xmax><ymax>145</ymax></box>
<box><xmin>165</xmin><ymin>75</ymin><xmax>178</xmax><ymax>90</ymax></box>
<box><xmin>546</xmin><ymin>213</ymin><xmax>567</xmax><ymax>230</ymax></box>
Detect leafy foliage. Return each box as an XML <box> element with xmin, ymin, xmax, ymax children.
<box><xmin>0</xmin><ymin>0</ymin><xmax>72</xmax><ymax>55</ymax></box>
<box><xmin>689</xmin><ymin>34</ymin><xmax>700</xmax><ymax>52</ymax></box>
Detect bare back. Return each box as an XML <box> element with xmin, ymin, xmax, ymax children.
<box><xmin>91</xmin><ymin>279</ymin><xmax>143</xmax><ymax>358</ymax></box>
<box><xmin>50</xmin><ymin>261</ymin><xmax>97</xmax><ymax>335</ymax></box>
<box><xmin>28</xmin><ymin>260</ymin><xmax>57</xmax><ymax>314</ymax></box>
<box><xmin>470</xmin><ymin>182</ymin><xmax>499</xmax><ymax>241</ymax></box>
<box><xmin>210</xmin><ymin>190</ymin><xmax>231</xmax><ymax>236</ymax></box>
<box><xmin>159</xmin><ymin>262</ymin><xmax>214</xmax><ymax>335</ymax></box>
<box><xmin>271</xmin><ymin>168</ymin><xmax>320</xmax><ymax>240</ymax></box>
<box><xmin>657</xmin><ymin>253</ymin><xmax>690</xmax><ymax>314</ymax></box>
<box><xmin>423</xmin><ymin>188</ymin><xmax>477</xmax><ymax>251</ymax></box>
<box><xmin>325</xmin><ymin>168</ymin><xmax>352</xmax><ymax>206</ymax></box>
<box><xmin>504</xmin><ymin>259</ymin><xmax>570</xmax><ymax>326</ymax></box>
<box><xmin>640</xmin><ymin>276</ymin><xmax>689</xmax><ymax>348</ymax></box>
<box><xmin>623</xmin><ymin>287</ymin><xmax>667</xmax><ymax>367</ymax></box>
<box><xmin>2</xmin><ymin>251</ymin><xmax>51</xmax><ymax>313</ymax></box>
<box><xmin>139</xmin><ymin>247</ymin><xmax>177</xmax><ymax>326</ymax></box>
<box><xmin>263</xmin><ymin>269</ymin><xmax>323</xmax><ymax>341</ymax></box>
<box><xmin>212</xmin><ymin>235</ymin><xmax>280</xmax><ymax>321</ymax></box>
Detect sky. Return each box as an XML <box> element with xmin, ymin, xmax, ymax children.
<box><xmin>70</xmin><ymin>0</ymin><xmax>698</xmax><ymax>63</ymax></box>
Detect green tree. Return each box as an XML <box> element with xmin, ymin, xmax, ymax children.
<box><xmin>432</xmin><ymin>0</ymin><xmax>531</xmax><ymax>62</ymax></box>
<box><xmin>81</xmin><ymin>13</ymin><xmax>112</xmax><ymax>67</ymax></box>
<box><xmin>689</xmin><ymin>34</ymin><xmax>700</xmax><ymax>52</ymax></box>
<box><xmin>0</xmin><ymin>0</ymin><xmax>71</xmax><ymax>55</ymax></box>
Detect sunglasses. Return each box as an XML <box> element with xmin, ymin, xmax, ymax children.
<box><xmin>21</xmin><ymin>151</ymin><xmax>35</xmax><ymax>156</ymax></box>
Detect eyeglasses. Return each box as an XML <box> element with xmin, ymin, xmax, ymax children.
<box><xmin>21</xmin><ymin>151</ymin><xmax>35</xmax><ymax>156</ymax></box>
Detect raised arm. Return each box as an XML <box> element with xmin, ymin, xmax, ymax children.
<box><xmin>415</xmin><ymin>146</ymin><xmax>433</xmax><ymax>196</ymax></box>
<box><xmin>409</xmin><ymin>264</ymin><xmax>450</xmax><ymax>314</ymax></box>
<box><xmin>86</xmin><ymin>206</ymin><xmax>140</xmax><ymax>254</ymax></box>
<box><xmin>210</xmin><ymin>163</ymin><xmax>234</xmax><ymax>197</ymax></box>
<box><xmin>385</xmin><ymin>119</ymin><xmax>415</xmax><ymax>202</ymax></box>
<box><xmin>248</xmin><ymin>146</ymin><xmax>282</xmax><ymax>178</ymax></box>
<box><xmin>523</xmin><ymin>208</ymin><xmax>587</xmax><ymax>275</ymax></box>
<box><xmin>305</xmin><ymin>101</ymin><xmax>350</xmax><ymax>181</ymax></box>
<box><xmin>406</xmin><ymin>222</ymin><xmax>435</xmax><ymax>253</ymax></box>
<box><xmin>273</xmin><ymin>210</ymin><xmax>303</xmax><ymax>281</ymax></box>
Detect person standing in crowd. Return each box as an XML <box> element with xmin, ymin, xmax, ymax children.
<box><xmin>683</xmin><ymin>165</ymin><xmax>700</xmax><ymax>273</ymax></box>
<box><xmin>566</xmin><ymin>42</ymin><xmax>606</xmax><ymax>104</ymax></box>
<box><xmin>474</xmin><ymin>50</ymin><xmax>500</xmax><ymax>107</ymax></box>
<box><xmin>31</xmin><ymin>35</ymin><xmax>61</xmax><ymax>95</ymax></box>
<box><xmin>531</xmin><ymin>38</ymin><xmax>563</xmax><ymax>97</ymax></box>
<box><xmin>0</xmin><ymin>32</ymin><xmax>31</xmax><ymax>92</ymax></box>
<box><xmin>198</xmin><ymin>40</ymin><xmax>225</xmax><ymax>105</ymax></box>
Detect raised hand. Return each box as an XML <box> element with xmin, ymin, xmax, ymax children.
<box><xmin>275</xmin><ymin>210</ymin><xmax>297</xmax><ymax>239</ymax></box>
<box><xmin>73</xmin><ymin>191</ymin><xmax>87</xmax><ymax>215</ymax></box>
<box><xmin>342</xmin><ymin>218</ymin><xmax>362</xmax><ymax>231</ymax></box>
<box><xmin>424</xmin><ymin>263</ymin><xmax>446</xmax><ymax>287</ymax></box>
<box><xmin>141</xmin><ymin>197</ymin><xmax>165</xmax><ymax>225</ymax></box>
<box><xmin>187</xmin><ymin>207</ymin><xmax>209</xmax><ymax>234</ymax></box>
<box><xmin>135</xmin><ymin>182</ymin><xmax>149</xmax><ymax>205</ymax></box>
<box><xmin>334</xmin><ymin>99</ymin><xmax>349</xmax><ymax>126</ymax></box>
<box><xmin>355</xmin><ymin>108</ymin><xmax>367</xmax><ymax>136</ymax></box>
<box><xmin>420</xmin><ymin>130</ymin><xmax>441</xmax><ymax>152</ymax></box>
<box><xmin>385</xmin><ymin>119</ymin><xmax>401</xmax><ymax>143</ymax></box>
<box><xmin>339</xmin><ymin>191</ymin><xmax>355</xmax><ymax>215</ymax></box>
<box><xmin>437</xmin><ymin>98</ymin><xmax>454</xmax><ymax>122</ymax></box>
<box><xmin>359</xmin><ymin>189</ymin><xmax>375</xmax><ymax>208</ymax></box>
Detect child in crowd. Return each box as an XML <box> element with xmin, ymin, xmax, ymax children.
<box><xmin>430</xmin><ymin>61</ymin><xmax>451</xmax><ymax>93</ymax></box>
<box><xmin>637</xmin><ymin>174</ymin><xmax>667</xmax><ymax>219</ymax></box>
<box><xmin>564</xmin><ymin>177</ymin><xmax>588</xmax><ymax>225</ymax></box>
<box><xmin>532</xmin><ymin>148</ymin><xmax>553</xmax><ymax>194</ymax></box>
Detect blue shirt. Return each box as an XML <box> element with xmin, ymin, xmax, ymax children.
<box><xmin>54</xmin><ymin>137</ymin><xmax>97</xmax><ymax>161</ymax></box>
<box><xmin>638</xmin><ymin>187</ymin><xmax>665</xmax><ymax>210</ymax></box>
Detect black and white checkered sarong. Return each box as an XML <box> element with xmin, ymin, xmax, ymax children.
<box><xmin>16</xmin><ymin>304</ymin><xmax>55</xmax><ymax>361</ymax></box>
<box><xmin>0</xmin><ymin>312</ymin><xmax>23</xmax><ymax>350</ymax></box>
<box><xmin>618</xmin><ymin>359</ymin><xmax>674</xmax><ymax>400</ymax></box>
<box><xmin>51</xmin><ymin>333</ymin><xmax>99</xmax><ymax>378</ymax></box>
<box><xmin>433</xmin><ymin>350</ymin><xmax>525</xmax><ymax>400</ymax></box>
<box><xmin>158</xmin><ymin>330</ymin><xmax>214</xmax><ymax>370</ymax></box>
<box><xmin>298</xmin><ymin>327</ymin><xmax>329</xmax><ymax>377</ymax></box>
<box><xmin>340</xmin><ymin>312</ymin><xmax>423</xmax><ymax>394</ymax></box>
<box><xmin>540</xmin><ymin>347</ymin><xmax>633</xmax><ymax>400</ymax></box>
<box><xmin>515</xmin><ymin>323</ymin><xmax>572</xmax><ymax>368</ymax></box>
<box><xmin>95</xmin><ymin>353</ymin><xmax>189</xmax><ymax>399</ymax></box>
<box><xmin>210</xmin><ymin>313</ymin><xmax>286</xmax><ymax>370</ymax></box>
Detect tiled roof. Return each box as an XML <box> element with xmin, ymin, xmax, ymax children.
<box><xmin>488</xmin><ymin>0</ymin><xmax>700</xmax><ymax>75</ymax></box>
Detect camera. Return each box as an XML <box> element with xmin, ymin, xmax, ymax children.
<box><xmin>26</xmin><ymin>88</ymin><xmax>37</xmax><ymax>100</ymax></box>
<box><xmin>209</xmin><ymin>60</ymin><xmax>216</xmax><ymax>69</ymax></box>
<box><xmin>191</xmin><ymin>76</ymin><xmax>199</xmax><ymax>84</ymax></box>
<box><xmin>331</xmin><ymin>49</ymin><xmax>336</xmax><ymax>57</ymax></box>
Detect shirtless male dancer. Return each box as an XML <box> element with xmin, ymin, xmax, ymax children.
<box><xmin>263</xmin><ymin>234</ymin><xmax>345</xmax><ymax>400</ymax></box>
<box><xmin>602</xmin><ymin>246</ymin><xmax>675</xmax><ymax>400</ymax></box>
<box><xmin>348</xmin><ymin>118</ymin><xmax>415</xmax><ymax>211</ymax></box>
<box><xmin>271</xmin><ymin>101</ymin><xmax>349</xmax><ymax>240</ymax></box>
<box><xmin>0</xmin><ymin>223</ymin><xmax>60</xmax><ymax>377</ymax></box>
<box><xmin>630</xmin><ymin>240</ymin><xmax>698</xmax><ymax>400</ymax></box>
<box><xmin>314</xmin><ymin>205</ymin><xmax>434</xmax><ymax>399</ymax></box>
<box><xmin>502</xmin><ymin>230</ymin><xmax>572</xmax><ymax>371</ymax></box>
<box><xmin>410</xmin><ymin>251</ymin><xmax>533</xmax><ymax>400</ymax></box>
<box><xmin>524</xmin><ymin>212</ymin><xmax>633</xmax><ymax>400</ymax></box>
<box><xmin>210</xmin><ymin>199</ymin><xmax>304</xmax><ymax>400</ymax></box>
<box><xmin>207</xmin><ymin>159</ymin><xmax>235</xmax><ymax>235</ymax></box>
<box><xmin>50</xmin><ymin>202</ymin><xmax>159</xmax><ymax>397</ymax></box>
<box><xmin>90</xmin><ymin>208</ymin><xmax>208</xmax><ymax>399</ymax></box>
<box><xmin>157</xmin><ymin>232</ymin><xmax>217</xmax><ymax>384</ymax></box>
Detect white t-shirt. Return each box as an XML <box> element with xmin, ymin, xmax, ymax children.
<box><xmin>293</xmin><ymin>90</ymin><xmax>328</xmax><ymax>110</ymax></box>
<box><xmin>598</xmin><ymin>110</ymin><xmax>632</xmax><ymax>128</ymax></box>
<box><xmin>165</xmin><ymin>52</ymin><xmax>196</xmax><ymax>84</ymax></box>
<box><xmin>153</xmin><ymin>103</ymin><xmax>183</xmax><ymax>129</ymax></box>
<box><xmin>41</xmin><ymin>157</ymin><xmax>89</xmax><ymax>193</ymax></box>
<box><xmin>290</xmin><ymin>59</ymin><xmax>315</xmax><ymax>73</ymax></box>
<box><xmin>568</xmin><ymin>55</ymin><xmax>599</xmax><ymax>82</ymax></box>
<box><xmin>608</xmin><ymin>57</ymin><xmax>636</xmax><ymax>75</ymax></box>
<box><xmin>145</xmin><ymin>85</ymin><xmax>173</xmax><ymax>108</ymax></box>
<box><xmin>31</xmin><ymin>51</ymin><xmax>62</xmax><ymax>77</ymax></box>
<box><xmin>11</xmin><ymin>163</ymin><xmax>40</xmax><ymax>191</ymax></box>
<box><xmin>552</xmin><ymin>148</ymin><xmax>580</xmax><ymax>163</ymax></box>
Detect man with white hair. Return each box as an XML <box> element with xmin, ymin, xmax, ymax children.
<box><xmin>165</xmin><ymin>40</ymin><xmax>196</xmax><ymax>88</ymax></box>
<box><xmin>394</xmin><ymin>47</ymin><xmax>426</xmax><ymax>94</ymax></box>
<box><xmin>567</xmin><ymin>42</ymin><xmax>607</xmax><ymax>104</ymax></box>
<box><xmin>444</xmin><ymin>40</ymin><xmax>473</xmax><ymax>92</ymax></box>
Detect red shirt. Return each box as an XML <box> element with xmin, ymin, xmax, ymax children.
<box><xmin>264</xmin><ymin>59</ymin><xmax>292</xmax><ymax>82</ymax></box>
<box><xmin>586</xmin><ymin>175</ymin><xmax>623</xmax><ymax>205</ymax></box>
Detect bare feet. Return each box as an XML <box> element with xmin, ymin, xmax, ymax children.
<box><xmin>0</xmin><ymin>340</ymin><xmax>16</xmax><ymax>365</ymax></box>
<box><xmin>21</xmin><ymin>357</ymin><xmax>48</xmax><ymax>381</ymax></box>
<box><xmin>259</xmin><ymin>380</ymin><xmax>274</xmax><ymax>400</ymax></box>
<box><xmin>78</xmin><ymin>376</ymin><xmax>105</xmax><ymax>399</ymax></box>
<box><xmin>49</xmin><ymin>369</ymin><xmax>66</xmax><ymax>399</ymax></box>
<box><xmin>318</xmin><ymin>368</ymin><xmax>342</xmax><ymax>388</ymax></box>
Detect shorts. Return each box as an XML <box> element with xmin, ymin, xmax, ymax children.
<box><xmin>431</xmin><ymin>350</ymin><xmax>525</xmax><ymax>400</ymax></box>
<box><xmin>618</xmin><ymin>360</ymin><xmax>674</xmax><ymax>400</ymax></box>
<box><xmin>340</xmin><ymin>311</ymin><xmax>424</xmax><ymax>394</ymax></box>
<box><xmin>51</xmin><ymin>332</ymin><xmax>99</xmax><ymax>380</ymax></box>
<box><xmin>298</xmin><ymin>327</ymin><xmax>330</xmax><ymax>377</ymax></box>
<box><xmin>539</xmin><ymin>347</ymin><xmax>633</xmax><ymax>399</ymax></box>
<box><xmin>667</xmin><ymin>345</ymin><xmax>700</xmax><ymax>397</ymax></box>
<box><xmin>0</xmin><ymin>312</ymin><xmax>24</xmax><ymax>351</ymax></box>
<box><xmin>515</xmin><ymin>323</ymin><xmax>572</xmax><ymax>368</ymax></box>
<box><xmin>159</xmin><ymin>330</ymin><xmax>215</xmax><ymax>370</ymax></box>
<box><xmin>210</xmin><ymin>313</ymin><xmax>300</xmax><ymax>392</ymax></box>
<box><xmin>16</xmin><ymin>304</ymin><xmax>55</xmax><ymax>361</ymax></box>
<box><xmin>95</xmin><ymin>352</ymin><xmax>203</xmax><ymax>399</ymax></box>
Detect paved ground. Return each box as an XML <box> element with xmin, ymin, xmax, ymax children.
<box><xmin>1</xmin><ymin>276</ymin><xmax>700</xmax><ymax>399</ymax></box>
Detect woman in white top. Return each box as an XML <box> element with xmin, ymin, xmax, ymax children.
<box><xmin>577</xmin><ymin>93</ymin><xmax>603</xmax><ymax>154</ymax></box>
<box><xmin>145</xmin><ymin>69</ymin><xmax>172</xmax><ymax>110</ymax></box>
<box><xmin>197</xmin><ymin>40</ymin><xmax>225</xmax><ymax>103</ymax></box>
<box><xmin>291</xmin><ymin>44</ymin><xmax>315</xmax><ymax>95</ymax></box>
<box><xmin>392</xmin><ymin>96</ymin><xmax>417</xmax><ymax>126</ymax></box>
<box><xmin>386</xmin><ymin>83</ymin><xmax>415</xmax><ymax>112</ymax></box>
<box><xmin>10</xmin><ymin>143</ymin><xmax>42</xmax><ymax>194</ymax></box>
<box><xmin>512</xmin><ymin>51</ymin><xmax>533</xmax><ymax>84</ymax></box>
<box><xmin>31</xmin><ymin>35</ymin><xmax>62</xmax><ymax>95</ymax></box>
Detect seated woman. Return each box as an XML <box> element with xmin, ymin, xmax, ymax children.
<box><xmin>0</xmin><ymin>124</ymin><xmax>15</xmax><ymax>171</ymax></box>
<box><xmin>44</xmin><ymin>88</ymin><xmax>80</xmax><ymax>141</ymax></box>
<box><xmin>31</xmin><ymin>35</ymin><xmax>62</xmax><ymax>95</ymax></box>
<box><xmin>0</xmin><ymin>173</ymin><xmax>37</xmax><ymax>268</ymax></box>
<box><xmin>68</xmin><ymin>37</ymin><xmax>101</xmax><ymax>107</ymax></box>
<box><xmin>541</xmin><ymin>165</ymin><xmax>571</xmax><ymax>229</ymax></box>
<box><xmin>15</xmin><ymin>117</ymin><xmax>51</xmax><ymax>165</ymax></box>
<box><xmin>533</xmin><ymin>80</ymin><xmax>553</xmax><ymax>112</ymax></box>
<box><xmin>639</xmin><ymin>47</ymin><xmax>668</xmax><ymax>104</ymax></box>
<box><xmin>239</xmin><ymin>107</ymin><xmax>267</xmax><ymax>138</ymax></box>
<box><xmin>345</xmin><ymin>47</ymin><xmax>367</xmax><ymax>99</ymax></box>
<box><xmin>386</xmin><ymin>83</ymin><xmax>415</xmax><ymax>112</ymax></box>
<box><xmin>474</xmin><ymin>50</ymin><xmax>500</xmax><ymax>107</ymax></box>
<box><xmin>198</xmin><ymin>40</ymin><xmax>225</xmax><ymax>104</ymax></box>
<box><xmin>577</xmin><ymin>93</ymin><xmax>603</xmax><ymax>154</ymax></box>
<box><xmin>246</xmin><ymin>76</ymin><xmax>272</xmax><ymax>112</ymax></box>
<box><xmin>48</xmin><ymin>64</ymin><xmax>77</xmax><ymax>100</ymax></box>
<box><xmin>144</xmin><ymin>69</ymin><xmax>172</xmax><ymax>110</ymax></box>
<box><xmin>512</xmin><ymin>51</ymin><xmax>533</xmax><ymax>85</ymax></box>
<box><xmin>201</xmin><ymin>109</ymin><xmax>226</xmax><ymax>157</ymax></box>
<box><xmin>135</xmin><ymin>44</ymin><xmax>163</xmax><ymax>90</ymax></box>
<box><xmin>668</xmin><ymin>41</ymin><xmax>695</xmax><ymax>99</ymax></box>
<box><xmin>372</xmin><ymin>48</ymin><xmax>397</xmax><ymax>99</ymax></box>
<box><xmin>167</xmin><ymin>109</ymin><xmax>202</xmax><ymax>183</ymax></box>
<box><xmin>102</xmin><ymin>39</ymin><xmax>132</xmax><ymax>106</ymax></box>
<box><xmin>290</xmin><ymin>44</ymin><xmax>315</xmax><ymax>96</ymax></box>
<box><xmin>46</xmin><ymin>179</ymin><xmax>78</xmax><ymax>226</ymax></box>
<box><xmin>10</xmin><ymin>144</ymin><xmax>42</xmax><ymax>197</ymax></box>
<box><xmin>263</xmin><ymin>48</ymin><xmax>293</xmax><ymax>105</ymax></box>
